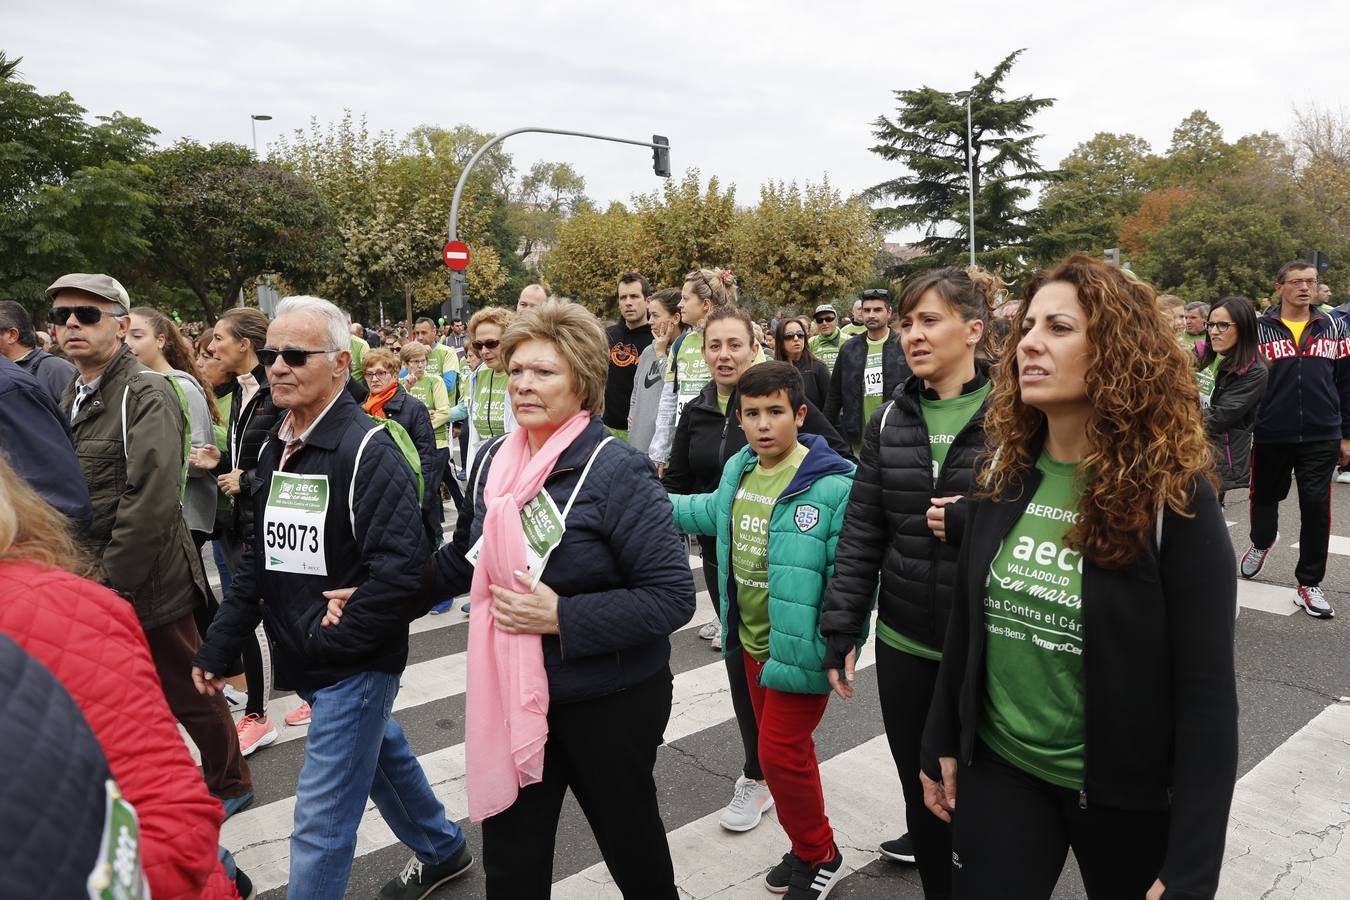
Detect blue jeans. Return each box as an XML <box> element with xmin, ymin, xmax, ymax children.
<box><xmin>288</xmin><ymin>670</ymin><xmax>464</xmax><ymax>900</ymax></box>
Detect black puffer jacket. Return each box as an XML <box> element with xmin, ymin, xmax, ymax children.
<box><xmin>663</xmin><ymin>380</ymin><xmax>855</xmax><ymax>495</ymax></box>
<box><xmin>823</xmin><ymin>331</ymin><xmax>910</xmax><ymax>446</ymax></box>
<box><xmin>1204</xmin><ymin>359</ymin><xmax>1268</xmax><ymax>492</ymax></box>
<box><xmin>196</xmin><ymin>390</ymin><xmax>429</xmax><ymax>691</ymax></box>
<box><xmin>217</xmin><ymin>363</ymin><xmax>283</xmax><ymax>541</ymax></box>
<box><xmin>433</xmin><ymin>418</ymin><xmax>696</xmax><ymax>703</ymax></box>
<box><xmin>0</xmin><ymin>633</ymin><xmax>121</xmax><ymax>898</ymax></box>
<box><xmin>820</xmin><ymin>368</ymin><xmax>990</xmax><ymax>664</ymax></box>
<box><xmin>380</xmin><ymin>387</ymin><xmax>440</xmax><ymax>544</ymax></box>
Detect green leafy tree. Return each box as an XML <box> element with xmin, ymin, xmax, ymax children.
<box><xmin>139</xmin><ymin>140</ymin><xmax>334</xmax><ymax>322</ymax></box>
<box><xmin>632</xmin><ymin>170</ymin><xmax>738</xmax><ymax>288</ymax></box>
<box><xmin>866</xmin><ymin>49</ymin><xmax>1056</xmax><ymax>274</ymax></box>
<box><xmin>1131</xmin><ymin>163</ymin><xmax>1346</xmax><ymax>300</ymax></box>
<box><xmin>734</xmin><ymin>179</ymin><xmax>879</xmax><ymax>313</ymax></box>
<box><xmin>546</xmin><ymin>203</ymin><xmax>644</xmax><ymax>315</ymax></box>
<box><xmin>0</xmin><ymin>61</ymin><xmax>157</xmax><ymax>313</ymax></box>
<box><xmin>1028</xmin><ymin>133</ymin><xmax>1154</xmax><ymax>264</ymax></box>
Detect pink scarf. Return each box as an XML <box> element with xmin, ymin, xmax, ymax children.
<box><xmin>465</xmin><ymin>411</ymin><xmax>592</xmax><ymax>822</ymax></box>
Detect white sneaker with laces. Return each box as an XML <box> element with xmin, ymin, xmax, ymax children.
<box><xmin>1295</xmin><ymin>585</ymin><xmax>1335</xmax><ymax>619</ymax></box>
<box><xmin>1337</xmin><ymin>470</ymin><xmax>1350</xmax><ymax>484</ymax></box>
<box><xmin>698</xmin><ymin>621</ymin><xmax>719</xmax><ymax>641</ymax></box>
<box><xmin>719</xmin><ymin>773</ymin><xmax>774</xmax><ymax>832</ymax></box>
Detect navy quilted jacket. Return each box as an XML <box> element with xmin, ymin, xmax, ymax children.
<box><xmin>433</xmin><ymin>417</ymin><xmax>697</xmax><ymax>703</ymax></box>
<box><xmin>0</xmin><ymin>633</ymin><xmax>123</xmax><ymax>898</ymax></box>
<box><xmin>196</xmin><ymin>390</ymin><xmax>429</xmax><ymax>691</ymax></box>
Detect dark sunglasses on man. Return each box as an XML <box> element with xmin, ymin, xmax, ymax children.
<box><xmin>814</xmin><ymin>314</ymin><xmax>836</xmax><ymax>324</ymax></box>
<box><xmin>861</xmin><ymin>288</ymin><xmax>891</xmax><ymax>300</ymax></box>
<box><xmin>258</xmin><ymin>347</ymin><xmax>337</xmax><ymax>367</ymax></box>
<box><xmin>51</xmin><ymin>305</ymin><xmax>127</xmax><ymax>325</ymax></box>
<box><xmin>471</xmin><ymin>338</ymin><xmax>501</xmax><ymax>352</ymax></box>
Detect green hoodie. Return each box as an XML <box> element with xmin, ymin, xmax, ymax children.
<box><xmin>670</xmin><ymin>434</ymin><xmax>864</xmax><ymax>693</ymax></box>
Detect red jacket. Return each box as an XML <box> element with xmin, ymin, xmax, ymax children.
<box><xmin>0</xmin><ymin>560</ymin><xmax>239</xmax><ymax>900</ymax></box>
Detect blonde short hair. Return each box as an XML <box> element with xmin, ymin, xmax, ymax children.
<box><xmin>468</xmin><ymin>306</ymin><xmax>515</xmax><ymax>340</ymax></box>
<box><xmin>500</xmin><ymin>301</ymin><xmax>608</xmax><ymax>415</ymax></box>
<box><xmin>362</xmin><ymin>347</ymin><xmax>399</xmax><ymax>375</ymax></box>
<box><xmin>399</xmin><ymin>341</ymin><xmax>429</xmax><ymax>364</ymax></box>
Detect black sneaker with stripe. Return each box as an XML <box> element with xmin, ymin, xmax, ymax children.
<box><xmin>786</xmin><ymin>844</ymin><xmax>844</xmax><ymax>899</ymax></box>
<box><xmin>765</xmin><ymin>850</ymin><xmax>798</xmax><ymax>894</ymax></box>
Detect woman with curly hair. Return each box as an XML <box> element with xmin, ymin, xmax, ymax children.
<box><xmin>920</xmin><ymin>255</ymin><xmax>1238</xmax><ymax>900</ymax></box>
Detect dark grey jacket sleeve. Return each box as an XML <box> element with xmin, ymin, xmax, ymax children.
<box><xmin>556</xmin><ymin>451</ymin><xmax>696</xmax><ymax>659</ymax></box>
<box><xmin>1205</xmin><ymin>364</ymin><xmax>1267</xmax><ymax>436</ymax></box>
<box><xmin>0</xmin><ymin>364</ymin><xmax>92</xmax><ymax>530</ymax></box>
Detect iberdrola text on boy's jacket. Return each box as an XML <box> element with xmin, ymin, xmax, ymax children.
<box><xmin>669</xmin><ymin>433</ymin><xmax>863</xmax><ymax>694</ymax></box>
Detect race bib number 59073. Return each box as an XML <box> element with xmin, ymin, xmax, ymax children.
<box><xmin>263</xmin><ymin>472</ymin><xmax>329</xmax><ymax>575</ymax></box>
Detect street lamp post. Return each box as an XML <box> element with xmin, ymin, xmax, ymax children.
<box><xmin>953</xmin><ymin>91</ymin><xmax>976</xmax><ymax>267</ymax></box>
<box><xmin>445</xmin><ymin>127</ymin><xmax>671</xmax><ymax>318</ymax></box>
<box><xmin>250</xmin><ymin>114</ymin><xmax>273</xmax><ymax>158</ymax></box>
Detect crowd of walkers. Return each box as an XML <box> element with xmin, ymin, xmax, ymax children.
<box><xmin>0</xmin><ymin>251</ymin><xmax>1343</xmax><ymax>900</ymax></box>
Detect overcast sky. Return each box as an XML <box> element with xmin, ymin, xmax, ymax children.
<box><xmin>8</xmin><ymin>0</ymin><xmax>1348</xmax><ymax>242</ymax></box>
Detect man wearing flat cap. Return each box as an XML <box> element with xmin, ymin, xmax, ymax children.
<box><xmin>52</xmin><ymin>272</ymin><xmax>253</xmax><ymax>816</ymax></box>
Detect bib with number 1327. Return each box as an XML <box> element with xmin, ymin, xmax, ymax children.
<box><xmin>263</xmin><ymin>472</ymin><xmax>330</xmax><ymax>575</ymax></box>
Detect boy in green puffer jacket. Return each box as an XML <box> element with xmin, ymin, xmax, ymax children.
<box><xmin>670</xmin><ymin>361</ymin><xmax>860</xmax><ymax>900</ymax></box>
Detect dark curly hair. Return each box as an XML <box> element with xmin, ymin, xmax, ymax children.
<box><xmin>980</xmin><ymin>254</ymin><xmax>1216</xmax><ymax>569</ymax></box>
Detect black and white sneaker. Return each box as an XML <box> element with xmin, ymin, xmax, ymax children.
<box><xmin>878</xmin><ymin>832</ymin><xmax>916</xmax><ymax>863</ymax></box>
<box><xmin>378</xmin><ymin>844</ymin><xmax>474</xmax><ymax>900</ymax></box>
<box><xmin>764</xmin><ymin>851</ymin><xmax>798</xmax><ymax>894</ymax></box>
<box><xmin>1295</xmin><ymin>585</ymin><xmax>1336</xmax><ymax>619</ymax></box>
<box><xmin>786</xmin><ymin>844</ymin><xmax>844</xmax><ymax>899</ymax></box>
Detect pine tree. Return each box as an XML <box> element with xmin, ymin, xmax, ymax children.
<box><xmin>866</xmin><ymin>50</ymin><xmax>1057</xmax><ymax>274</ymax></box>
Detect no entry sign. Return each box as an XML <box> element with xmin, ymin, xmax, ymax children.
<box><xmin>443</xmin><ymin>241</ymin><xmax>471</xmax><ymax>271</ymax></box>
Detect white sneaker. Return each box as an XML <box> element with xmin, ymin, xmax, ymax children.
<box><xmin>698</xmin><ymin>621</ymin><xmax>719</xmax><ymax>641</ymax></box>
<box><xmin>222</xmin><ymin>683</ymin><xmax>248</xmax><ymax>710</ymax></box>
<box><xmin>710</xmin><ymin>630</ymin><xmax>722</xmax><ymax>651</ymax></box>
<box><xmin>1295</xmin><ymin>585</ymin><xmax>1336</xmax><ymax>619</ymax></box>
<box><xmin>719</xmin><ymin>774</ymin><xmax>774</xmax><ymax>832</ymax></box>
<box><xmin>1337</xmin><ymin>471</ymin><xmax>1350</xmax><ymax>484</ymax></box>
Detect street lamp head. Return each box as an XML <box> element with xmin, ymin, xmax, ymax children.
<box><xmin>251</xmin><ymin>114</ymin><xmax>273</xmax><ymax>121</ymax></box>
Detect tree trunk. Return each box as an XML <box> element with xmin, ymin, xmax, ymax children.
<box><xmin>195</xmin><ymin>285</ymin><xmax>218</xmax><ymax>324</ymax></box>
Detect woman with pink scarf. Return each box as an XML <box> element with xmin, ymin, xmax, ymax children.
<box><xmin>334</xmin><ymin>301</ymin><xmax>696</xmax><ymax>898</ymax></box>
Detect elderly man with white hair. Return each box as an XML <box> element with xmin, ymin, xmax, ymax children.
<box><xmin>192</xmin><ymin>295</ymin><xmax>470</xmax><ymax>900</ymax></box>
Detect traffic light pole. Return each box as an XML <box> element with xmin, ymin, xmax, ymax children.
<box><xmin>446</xmin><ymin>127</ymin><xmax>670</xmax><ymax>317</ymax></box>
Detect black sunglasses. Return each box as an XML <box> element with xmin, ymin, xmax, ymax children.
<box><xmin>258</xmin><ymin>347</ymin><xmax>335</xmax><ymax>367</ymax></box>
<box><xmin>862</xmin><ymin>288</ymin><xmax>891</xmax><ymax>300</ymax></box>
<box><xmin>471</xmin><ymin>338</ymin><xmax>501</xmax><ymax>352</ymax></box>
<box><xmin>814</xmin><ymin>315</ymin><xmax>836</xmax><ymax>323</ymax></box>
<box><xmin>52</xmin><ymin>305</ymin><xmax>126</xmax><ymax>325</ymax></box>
<box><xmin>782</xmin><ymin>331</ymin><xmax>806</xmax><ymax>340</ymax></box>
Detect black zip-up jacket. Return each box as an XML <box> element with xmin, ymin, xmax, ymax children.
<box><xmin>1252</xmin><ymin>309</ymin><xmax>1350</xmax><ymax>443</ymax></box>
<box><xmin>921</xmin><ymin>447</ymin><xmax>1238</xmax><ymax>900</ymax></box>
<box><xmin>431</xmin><ymin>418</ymin><xmax>696</xmax><ymax>703</ymax></box>
<box><xmin>824</xmin><ymin>331</ymin><xmax>910</xmax><ymax>446</ymax></box>
<box><xmin>195</xmin><ymin>391</ymin><xmax>428</xmax><ymax>691</ymax></box>
<box><xmin>792</xmin><ymin>356</ymin><xmax>831</xmax><ymax>411</ymax></box>
<box><xmin>1204</xmin><ymin>358</ymin><xmax>1268</xmax><ymax>492</ymax></box>
<box><xmin>215</xmin><ymin>363</ymin><xmax>283</xmax><ymax>541</ymax></box>
<box><xmin>662</xmin><ymin>380</ymin><xmax>855</xmax><ymax>495</ymax></box>
<box><xmin>819</xmin><ymin>368</ymin><xmax>990</xmax><ymax>665</ymax></box>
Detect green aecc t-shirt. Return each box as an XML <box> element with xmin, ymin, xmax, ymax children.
<box><xmin>978</xmin><ymin>449</ymin><xmax>1086</xmax><ymax>790</ymax></box>
<box><xmin>729</xmin><ymin>443</ymin><xmax>808</xmax><ymax>662</ymax></box>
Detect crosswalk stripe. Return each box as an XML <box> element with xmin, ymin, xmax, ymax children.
<box><xmin>1221</xmin><ymin>701</ymin><xmax>1350</xmax><ymax>897</ymax></box>
<box><xmin>1291</xmin><ymin>534</ymin><xmax>1350</xmax><ymax>556</ymax></box>
<box><xmin>550</xmin><ymin>732</ymin><xmax>900</xmax><ymax>898</ymax></box>
<box><xmin>220</xmin><ymin>615</ymin><xmax>876</xmax><ymax>895</ymax></box>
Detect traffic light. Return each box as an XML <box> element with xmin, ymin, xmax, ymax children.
<box><xmin>652</xmin><ymin>135</ymin><xmax>670</xmax><ymax>178</ymax></box>
<box><xmin>1104</xmin><ymin>248</ymin><xmax>1121</xmax><ymax>265</ymax></box>
<box><xmin>1310</xmin><ymin>250</ymin><xmax>1330</xmax><ymax>275</ymax></box>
